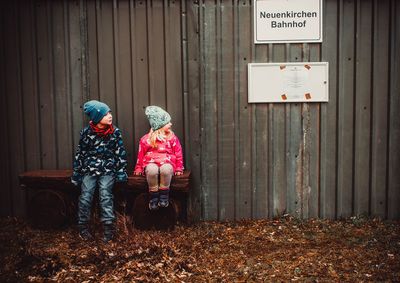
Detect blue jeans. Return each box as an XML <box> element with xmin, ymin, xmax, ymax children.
<box><xmin>78</xmin><ymin>175</ymin><xmax>115</xmax><ymax>225</ymax></box>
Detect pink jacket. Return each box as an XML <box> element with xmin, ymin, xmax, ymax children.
<box><xmin>134</xmin><ymin>133</ymin><xmax>184</xmax><ymax>173</ymax></box>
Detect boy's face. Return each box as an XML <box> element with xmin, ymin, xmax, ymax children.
<box><xmin>99</xmin><ymin>112</ymin><xmax>113</xmax><ymax>126</ymax></box>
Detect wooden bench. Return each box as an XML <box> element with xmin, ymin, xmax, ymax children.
<box><xmin>19</xmin><ymin>170</ymin><xmax>191</xmax><ymax>230</ymax></box>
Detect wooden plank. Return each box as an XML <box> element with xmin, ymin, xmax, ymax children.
<box><xmin>181</xmin><ymin>0</ymin><xmax>190</xmax><ymax>172</ymax></box>
<box><xmin>354</xmin><ymin>0</ymin><xmax>373</xmax><ymax>216</ymax></box>
<box><xmin>236</xmin><ymin>0</ymin><xmax>252</xmax><ymax>219</ymax></box>
<box><xmin>388</xmin><ymin>0</ymin><xmax>400</xmax><ymax>219</ymax></box>
<box><xmin>371</xmin><ymin>0</ymin><xmax>390</xmax><ymax>218</ymax></box>
<box><xmin>132</xmin><ymin>0</ymin><xmax>150</xmax><ymax>160</ymax></box>
<box><xmin>320</xmin><ymin>0</ymin><xmax>338</xmax><ymax>219</ymax></box>
<box><xmin>337</xmin><ymin>0</ymin><xmax>355</xmax><ymax>218</ymax></box>
<box><xmin>19</xmin><ymin>170</ymin><xmax>191</xmax><ymax>193</ymax></box>
<box><xmin>18</xmin><ymin>0</ymin><xmax>41</xmax><ymax>224</ymax></box>
<box><xmin>36</xmin><ymin>0</ymin><xmax>57</xmax><ymax>169</ymax></box>
<box><xmin>51</xmin><ymin>1</ymin><xmax>73</xmax><ymax>169</ymax></box>
<box><xmin>201</xmin><ymin>0</ymin><xmax>218</xmax><ymax>220</ymax></box>
<box><xmin>147</xmin><ymin>0</ymin><xmax>166</xmax><ymax>106</ymax></box>
<box><xmin>86</xmin><ymin>0</ymin><xmax>99</xmax><ymax>100</ymax></box>
<box><xmin>163</xmin><ymin>0</ymin><xmax>185</xmax><ymax>190</ymax></box>
<box><xmin>299</xmin><ymin>43</ymin><xmax>320</xmax><ymax>219</ymax></box>
<box><xmin>97</xmin><ymin>0</ymin><xmax>116</xmax><ymax>110</ymax></box>
<box><xmin>68</xmin><ymin>0</ymin><xmax>85</xmax><ymax>153</ymax></box>
<box><xmin>217</xmin><ymin>0</ymin><xmax>235</xmax><ymax>221</ymax></box>
<box><xmin>301</xmin><ymin>100</ymin><xmax>311</xmax><ymax>219</ymax></box>
<box><xmin>286</xmin><ymin>44</ymin><xmax>303</xmax><ymax>217</ymax></box>
<box><xmin>307</xmin><ymin>43</ymin><xmax>321</xmax><ymax>218</ymax></box>
<box><xmin>270</xmin><ymin>44</ymin><xmax>287</xmax><ymax>217</ymax></box>
<box><xmin>5</xmin><ymin>1</ymin><xmax>26</xmax><ymax>216</ymax></box>
<box><xmin>186</xmin><ymin>0</ymin><xmax>202</xmax><ymax>222</ymax></box>
<box><xmin>253</xmin><ymin>37</ymin><xmax>270</xmax><ymax>218</ymax></box>
<box><xmin>19</xmin><ymin>170</ymin><xmax>76</xmax><ymax>190</ymax></box>
<box><xmin>267</xmin><ymin>44</ymin><xmax>275</xmax><ymax>218</ymax></box>
<box><xmin>112</xmin><ymin>0</ymin><xmax>121</xmax><ymax>126</ymax></box>
<box><xmin>165</xmin><ymin>0</ymin><xmax>184</xmax><ymax>141</ymax></box>
<box><xmin>0</xmin><ymin>5</ymin><xmax>12</xmax><ymax>216</ymax></box>
<box><xmin>114</xmin><ymin>0</ymin><xmax>135</xmax><ymax>170</ymax></box>
<box><xmin>20</xmin><ymin>0</ymin><xmax>41</xmax><ymax>171</ymax></box>
<box><xmin>79</xmin><ymin>0</ymin><xmax>89</xmax><ymax>108</ymax></box>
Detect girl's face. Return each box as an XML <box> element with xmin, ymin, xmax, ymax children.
<box><xmin>99</xmin><ymin>112</ymin><xmax>113</xmax><ymax>126</ymax></box>
<box><xmin>161</xmin><ymin>122</ymin><xmax>172</xmax><ymax>133</ymax></box>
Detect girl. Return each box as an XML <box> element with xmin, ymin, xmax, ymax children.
<box><xmin>133</xmin><ymin>106</ymin><xmax>184</xmax><ymax>210</ymax></box>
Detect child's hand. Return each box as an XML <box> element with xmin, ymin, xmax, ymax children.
<box><xmin>175</xmin><ymin>171</ymin><xmax>183</xmax><ymax>176</ymax></box>
<box><xmin>133</xmin><ymin>171</ymin><xmax>142</xmax><ymax>176</ymax></box>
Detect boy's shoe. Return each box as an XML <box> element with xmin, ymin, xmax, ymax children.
<box><xmin>103</xmin><ymin>223</ymin><xmax>115</xmax><ymax>242</ymax></box>
<box><xmin>78</xmin><ymin>224</ymin><xmax>93</xmax><ymax>241</ymax></box>
<box><xmin>159</xmin><ymin>189</ymin><xmax>170</xmax><ymax>208</ymax></box>
<box><xmin>149</xmin><ymin>198</ymin><xmax>159</xmax><ymax>210</ymax></box>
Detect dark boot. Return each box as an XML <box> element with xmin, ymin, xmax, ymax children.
<box><xmin>149</xmin><ymin>191</ymin><xmax>159</xmax><ymax>211</ymax></box>
<box><xmin>158</xmin><ymin>188</ymin><xmax>170</xmax><ymax>208</ymax></box>
<box><xmin>78</xmin><ymin>223</ymin><xmax>93</xmax><ymax>241</ymax></box>
<box><xmin>103</xmin><ymin>223</ymin><xmax>115</xmax><ymax>242</ymax></box>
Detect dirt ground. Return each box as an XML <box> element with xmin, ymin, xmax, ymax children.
<box><xmin>0</xmin><ymin>215</ymin><xmax>399</xmax><ymax>282</ymax></box>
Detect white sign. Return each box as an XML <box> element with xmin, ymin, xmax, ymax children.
<box><xmin>254</xmin><ymin>0</ymin><xmax>323</xmax><ymax>44</ymax></box>
<box><xmin>248</xmin><ymin>62</ymin><xmax>329</xmax><ymax>103</ymax></box>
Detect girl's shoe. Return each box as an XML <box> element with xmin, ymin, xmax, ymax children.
<box><xmin>149</xmin><ymin>198</ymin><xmax>159</xmax><ymax>210</ymax></box>
<box><xmin>149</xmin><ymin>191</ymin><xmax>159</xmax><ymax>210</ymax></box>
<box><xmin>159</xmin><ymin>189</ymin><xmax>170</xmax><ymax>208</ymax></box>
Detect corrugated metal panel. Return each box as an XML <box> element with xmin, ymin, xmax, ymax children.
<box><xmin>0</xmin><ymin>0</ymin><xmax>399</xmax><ymax>221</ymax></box>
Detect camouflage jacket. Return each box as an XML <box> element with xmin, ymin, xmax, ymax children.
<box><xmin>71</xmin><ymin>125</ymin><xmax>128</xmax><ymax>185</ymax></box>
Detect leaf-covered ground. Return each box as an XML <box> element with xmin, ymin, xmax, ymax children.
<box><xmin>0</xmin><ymin>215</ymin><xmax>399</xmax><ymax>282</ymax></box>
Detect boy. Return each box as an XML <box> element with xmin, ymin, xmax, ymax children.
<box><xmin>71</xmin><ymin>100</ymin><xmax>127</xmax><ymax>242</ymax></box>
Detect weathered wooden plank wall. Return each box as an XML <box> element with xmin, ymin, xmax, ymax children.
<box><xmin>197</xmin><ymin>0</ymin><xmax>400</xmax><ymax>221</ymax></box>
<box><xmin>0</xmin><ymin>0</ymin><xmax>399</xmax><ymax>221</ymax></box>
<box><xmin>388</xmin><ymin>0</ymin><xmax>400</xmax><ymax>219</ymax></box>
<box><xmin>0</xmin><ymin>0</ymin><xmax>189</xmax><ymax>217</ymax></box>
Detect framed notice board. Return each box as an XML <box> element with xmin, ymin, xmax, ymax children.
<box><xmin>248</xmin><ymin>62</ymin><xmax>329</xmax><ymax>103</ymax></box>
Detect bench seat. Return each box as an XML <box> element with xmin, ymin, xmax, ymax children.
<box><xmin>19</xmin><ymin>170</ymin><xmax>191</xmax><ymax>192</ymax></box>
<box><xmin>19</xmin><ymin>170</ymin><xmax>191</xmax><ymax>230</ymax></box>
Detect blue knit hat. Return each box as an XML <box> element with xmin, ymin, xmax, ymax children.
<box><xmin>145</xmin><ymin>106</ymin><xmax>171</xmax><ymax>130</ymax></box>
<box><xmin>83</xmin><ymin>100</ymin><xmax>111</xmax><ymax>124</ymax></box>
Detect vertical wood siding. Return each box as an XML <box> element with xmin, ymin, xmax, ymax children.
<box><xmin>0</xmin><ymin>0</ymin><xmax>399</xmax><ymax>221</ymax></box>
<box><xmin>197</xmin><ymin>0</ymin><xmax>400</xmax><ymax>220</ymax></box>
<box><xmin>0</xmin><ymin>0</ymin><xmax>187</xmax><ymax>216</ymax></box>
